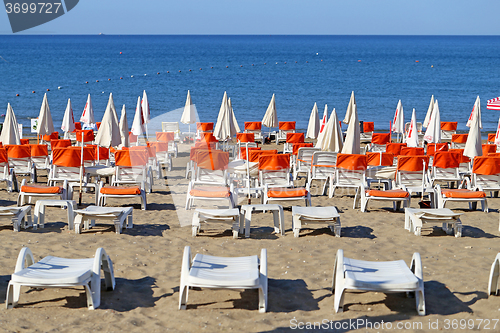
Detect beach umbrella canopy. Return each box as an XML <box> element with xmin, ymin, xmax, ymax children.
<box><xmin>319</xmin><ymin>104</ymin><xmax>328</xmax><ymax>134</ymax></box>
<box><xmin>423</xmin><ymin>95</ymin><xmax>434</xmax><ymax>128</ymax></box>
<box><xmin>0</xmin><ymin>103</ymin><xmax>20</xmax><ymax>145</ymax></box>
<box><xmin>464</xmin><ymin>97</ymin><xmax>482</xmax><ymax>159</ymax></box>
<box><xmin>131</xmin><ymin>96</ymin><xmax>145</xmax><ymax>136</ymax></box>
<box><xmin>95</xmin><ymin>93</ymin><xmax>121</xmax><ymax>148</ymax></box>
<box><xmin>180</xmin><ymin>90</ymin><xmax>196</xmax><ymax>129</ymax></box>
<box><xmin>405</xmin><ymin>108</ymin><xmax>419</xmax><ymax>147</ymax></box>
<box><xmin>423</xmin><ymin>100</ymin><xmax>441</xmax><ymax>143</ymax></box>
<box><xmin>316</xmin><ymin>108</ymin><xmax>343</xmax><ymax>152</ymax></box>
<box><xmin>391</xmin><ymin>100</ymin><xmax>404</xmax><ymax>135</ymax></box>
<box><xmin>343</xmin><ymin>91</ymin><xmax>356</xmax><ymax>124</ymax></box>
<box><xmin>119</xmin><ymin>105</ymin><xmax>129</xmax><ymax>148</ymax></box>
<box><xmin>61</xmin><ymin>98</ymin><xmax>75</xmax><ymax>138</ymax></box>
<box><xmin>141</xmin><ymin>90</ymin><xmax>150</xmax><ymax>125</ymax></box>
<box><xmin>228</xmin><ymin>97</ymin><xmax>241</xmax><ymax>133</ymax></box>
<box><xmin>80</xmin><ymin>94</ymin><xmax>95</xmax><ymax>127</ymax></box>
<box><xmin>466</xmin><ymin>95</ymin><xmax>482</xmax><ymax>129</ymax></box>
<box><xmin>37</xmin><ymin>93</ymin><xmax>54</xmax><ymax>137</ymax></box>
<box><xmin>487</xmin><ymin>96</ymin><xmax>500</xmax><ymax>110</ymax></box>
<box><xmin>214</xmin><ymin>92</ymin><xmax>238</xmax><ymax>141</ymax></box>
<box><xmin>341</xmin><ymin>104</ymin><xmax>360</xmax><ymax>154</ymax></box>
<box><xmin>262</xmin><ymin>93</ymin><xmax>278</xmax><ymax>129</ymax></box>
<box><xmin>306</xmin><ymin>102</ymin><xmax>320</xmax><ymax>139</ymax></box>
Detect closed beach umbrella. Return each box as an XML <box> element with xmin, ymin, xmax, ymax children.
<box><xmin>423</xmin><ymin>95</ymin><xmax>434</xmax><ymax>128</ymax></box>
<box><xmin>466</xmin><ymin>95</ymin><xmax>482</xmax><ymax>129</ymax></box>
<box><xmin>119</xmin><ymin>105</ymin><xmax>129</xmax><ymax>148</ymax></box>
<box><xmin>316</xmin><ymin>108</ymin><xmax>343</xmax><ymax>152</ymax></box>
<box><xmin>61</xmin><ymin>98</ymin><xmax>75</xmax><ymax>139</ymax></box>
<box><xmin>406</xmin><ymin>108</ymin><xmax>419</xmax><ymax>147</ymax></box>
<box><xmin>80</xmin><ymin>94</ymin><xmax>95</xmax><ymax>127</ymax></box>
<box><xmin>343</xmin><ymin>91</ymin><xmax>356</xmax><ymax>124</ymax></box>
<box><xmin>391</xmin><ymin>100</ymin><xmax>404</xmax><ymax>141</ymax></box>
<box><xmin>341</xmin><ymin>104</ymin><xmax>360</xmax><ymax>154</ymax></box>
<box><xmin>306</xmin><ymin>102</ymin><xmax>320</xmax><ymax>139</ymax></box>
<box><xmin>95</xmin><ymin>93</ymin><xmax>121</xmax><ymax>148</ymax></box>
<box><xmin>464</xmin><ymin>97</ymin><xmax>482</xmax><ymax>159</ymax></box>
<box><xmin>37</xmin><ymin>93</ymin><xmax>54</xmax><ymax>137</ymax></box>
<box><xmin>228</xmin><ymin>97</ymin><xmax>241</xmax><ymax>133</ymax></box>
<box><xmin>131</xmin><ymin>96</ymin><xmax>145</xmax><ymax>141</ymax></box>
<box><xmin>180</xmin><ymin>90</ymin><xmax>196</xmax><ymax>133</ymax></box>
<box><xmin>142</xmin><ymin>90</ymin><xmax>150</xmax><ymax>139</ymax></box>
<box><xmin>423</xmin><ymin>100</ymin><xmax>441</xmax><ymax>143</ymax></box>
<box><xmin>319</xmin><ymin>104</ymin><xmax>328</xmax><ymax>134</ymax></box>
<box><xmin>495</xmin><ymin>116</ymin><xmax>500</xmax><ymax>146</ymax></box>
<box><xmin>214</xmin><ymin>92</ymin><xmax>238</xmax><ymax>141</ymax></box>
<box><xmin>262</xmin><ymin>93</ymin><xmax>278</xmax><ymax>131</ymax></box>
<box><xmin>0</xmin><ymin>103</ymin><xmax>20</xmax><ymax>145</ymax></box>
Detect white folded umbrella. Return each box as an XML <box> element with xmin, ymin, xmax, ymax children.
<box><xmin>180</xmin><ymin>90</ymin><xmax>196</xmax><ymax>133</ymax></box>
<box><xmin>0</xmin><ymin>103</ymin><xmax>20</xmax><ymax>145</ymax></box>
<box><xmin>423</xmin><ymin>95</ymin><xmax>434</xmax><ymax>129</ymax></box>
<box><xmin>391</xmin><ymin>100</ymin><xmax>404</xmax><ymax>141</ymax></box>
<box><xmin>466</xmin><ymin>95</ymin><xmax>483</xmax><ymax>129</ymax></box>
<box><xmin>80</xmin><ymin>94</ymin><xmax>95</xmax><ymax>127</ymax></box>
<box><xmin>37</xmin><ymin>93</ymin><xmax>54</xmax><ymax>138</ymax></box>
<box><xmin>423</xmin><ymin>100</ymin><xmax>441</xmax><ymax>143</ymax></box>
<box><xmin>406</xmin><ymin>108</ymin><xmax>419</xmax><ymax>147</ymax></box>
<box><xmin>341</xmin><ymin>104</ymin><xmax>360</xmax><ymax>154</ymax></box>
<box><xmin>316</xmin><ymin>108</ymin><xmax>343</xmax><ymax>152</ymax></box>
<box><xmin>95</xmin><ymin>93</ymin><xmax>121</xmax><ymax>148</ymax></box>
<box><xmin>319</xmin><ymin>104</ymin><xmax>328</xmax><ymax>134</ymax></box>
<box><xmin>306</xmin><ymin>102</ymin><xmax>320</xmax><ymax>139</ymax></box>
<box><xmin>131</xmin><ymin>96</ymin><xmax>145</xmax><ymax>139</ymax></box>
<box><xmin>142</xmin><ymin>90</ymin><xmax>150</xmax><ymax>140</ymax></box>
<box><xmin>228</xmin><ymin>97</ymin><xmax>241</xmax><ymax>133</ymax></box>
<box><xmin>61</xmin><ymin>98</ymin><xmax>75</xmax><ymax>138</ymax></box>
<box><xmin>214</xmin><ymin>92</ymin><xmax>238</xmax><ymax>141</ymax></box>
<box><xmin>464</xmin><ymin>97</ymin><xmax>482</xmax><ymax>159</ymax></box>
<box><xmin>262</xmin><ymin>93</ymin><xmax>278</xmax><ymax>130</ymax></box>
<box><xmin>343</xmin><ymin>91</ymin><xmax>356</xmax><ymax>124</ymax></box>
<box><xmin>119</xmin><ymin>105</ymin><xmax>129</xmax><ymax>148</ymax></box>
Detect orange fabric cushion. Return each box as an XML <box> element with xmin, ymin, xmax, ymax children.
<box><xmin>189</xmin><ymin>186</ymin><xmax>231</xmax><ymax>198</ymax></box>
<box><xmin>363</xmin><ymin>122</ymin><xmax>374</xmax><ymax>132</ymax></box>
<box><xmin>267</xmin><ymin>187</ymin><xmax>308</xmax><ymax>198</ymax></box>
<box><xmin>100</xmin><ymin>186</ymin><xmax>141</xmax><ymax>195</ymax></box>
<box><xmin>279</xmin><ymin>121</ymin><xmax>296</xmax><ymax>130</ymax></box>
<box><xmin>440</xmin><ymin>122</ymin><xmax>457</xmax><ymax>131</ymax></box>
<box><xmin>286</xmin><ymin>132</ymin><xmax>304</xmax><ymax>143</ymax></box>
<box><xmin>371</xmin><ymin>133</ymin><xmax>391</xmax><ymax>145</ymax></box>
<box><xmin>259</xmin><ymin>154</ymin><xmax>290</xmax><ymax>170</ymax></box>
<box><xmin>336</xmin><ymin>153</ymin><xmax>367</xmax><ymax>171</ymax></box>
<box><xmin>452</xmin><ymin>134</ymin><xmax>468</xmax><ymax>144</ymax></box>
<box><xmin>441</xmin><ymin>189</ymin><xmax>486</xmax><ymax>198</ymax></box>
<box><xmin>367</xmin><ymin>152</ymin><xmax>394</xmax><ymax>166</ymax></box>
<box><xmin>397</xmin><ymin>155</ymin><xmax>429</xmax><ymax>172</ymax></box>
<box><xmin>21</xmin><ymin>185</ymin><xmax>62</xmax><ymax>194</ymax></box>
<box><xmin>473</xmin><ymin>156</ymin><xmax>500</xmax><ymax>175</ymax></box>
<box><xmin>367</xmin><ymin>189</ymin><xmax>409</xmax><ymax>198</ymax></box>
<box><xmin>488</xmin><ymin>133</ymin><xmax>496</xmax><ymax>143</ymax></box>
<box><xmin>245</xmin><ymin>122</ymin><xmax>261</xmax><ymax>130</ymax></box>
<box><xmin>196</xmin><ymin>122</ymin><xmax>214</xmax><ymax>131</ymax></box>
<box><xmin>386</xmin><ymin>143</ymin><xmax>407</xmax><ymax>156</ymax></box>
<box><xmin>237</xmin><ymin>133</ymin><xmax>255</xmax><ymax>143</ymax></box>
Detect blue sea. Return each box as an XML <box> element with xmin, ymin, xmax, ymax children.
<box><xmin>0</xmin><ymin>35</ymin><xmax>500</xmax><ymax>135</ymax></box>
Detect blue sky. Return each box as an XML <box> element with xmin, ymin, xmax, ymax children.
<box><xmin>1</xmin><ymin>0</ymin><xmax>500</xmax><ymax>35</ymax></box>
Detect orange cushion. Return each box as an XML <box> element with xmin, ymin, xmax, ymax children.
<box><xmin>267</xmin><ymin>188</ymin><xmax>308</xmax><ymax>198</ymax></box>
<box><xmin>441</xmin><ymin>189</ymin><xmax>486</xmax><ymax>198</ymax></box>
<box><xmin>367</xmin><ymin>189</ymin><xmax>409</xmax><ymax>198</ymax></box>
<box><xmin>100</xmin><ymin>186</ymin><xmax>141</xmax><ymax>195</ymax></box>
<box><xmin>190</xmin><ymin>187</ymin><xmax>231</xmax><ymax>198</ymax></box>
<box><xmin>21</xmin><ymin>185</ymin><xmax>62</xmax><ymax>194</ymax></box>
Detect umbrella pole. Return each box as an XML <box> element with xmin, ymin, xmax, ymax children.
<box><xmin>79</xmin><ymin>132</ymin><xmax>84</xmax><ymax>206</ymax></box>
<box><xmin>246</xmin><ymin>142</ymin><xmax>251</xmax><ymax>205</ymax></box>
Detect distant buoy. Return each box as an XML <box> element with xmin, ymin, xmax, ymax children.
<box><xmin>252</xmin><ymin>64</ymin><xmax>254</xmax><ymax>66</ymax></box>
<box><xmin>275</xmin><ymin>62</ymin><xmax>278</xmax><ymax>64</ymax></box>
<box><xmin>306</xmin><ymin>61</ymin><xmax>308</xmax><ymax>63</ymax></box>
<box><xmin>211</xmin><ymin>66</ymin><xmax>213</xmax><ymax>68</ymax></box>
<box><xmin>119</xmin><ymin>52</ymin><xmax>122</xmax><ymax>54</ymax></box>
<box><xmin>120</xmin><ymin>77</ymin><xmax>123</xmax><ymax>79</ymax></box>
<box><xmin>46</xmin><ymin>88</ymin><xmax>50</xmax><ymax>91</ymax></box>
<box><xmin>284</xmin><ymin>62</ymin><xmax>287</xmax><ymax>64</ymax></box>
<box><xmin>144</xmin><ymin>74</ymin><xmax>147</xmax><ymax>76</ymax></box>
<box><xmin>189</xmin><ymin>69</ymin><xmax>191</xmax><ymax>71</ymax></box>
<box><xmin>167</xmin><ymin>71</ymin><xmax>169</xmax><ymax>73</ymax></box>
<box><xmin>108</xmin><ymin>78</ymin><xmax>111</xmax><ymax>81</ymax></box>
<box><xmin>264</xmin><ymin>63</ymin><xmax>266</xmax><ymax>65</ymax></box>
<box><xmin>199</xmin><ymin>68</ymin><xmax>202</xmax><ymax>70</ymax></box>
<box><xmin>415</xmin><ymin>60</ymin><xmax>419</xmax><ymax>62</ymax></box>
<box><xmin>102</xmin><ymin>91</ymin><xmax>104</xmax><ymax>94</ymax></box>
<box><xmin>96</xmin><ymin>80</ymin><xmax>99</xmax><ymax>82</ymax></box>
<box><xmin>240</xmin><ymin>65</ymin><xmax>243</xmax><ymax>67</ymax></box>
<box><xmin>321</xmin><ymin>59</ymin><xmax>323</xmax><ymax>61</ymax></box>
<box><xmin>58</xmin><ymin>86</ymin><xmax>62</xmax><ymax>89</ymax></box>
<box><xmin>16</xmin><ymin>94</ymin><xmax>19</xmax><ymax>96</ymax></box>
<box><xmin>431</xmin><ymin>65</ymin><xmax>434</xmax><ymax>68</ymax></box>
<box><xmin>316</xmin><ymin>53</ymin><xmax>319</xmax><ymax>55</ymax></box>
<box><xmin>179</xmin><ymin>70</ymin><xmax>181</xmax><ymax>72</ymax></box>
<box><xmin>32</xmin><ymin>91</ymin><xmax>35</xmax><ymax>93</ymax></box>
<box><xmin>358</xmin><ymin>60</ymin><xmax>361</xmax><ymax>62</ymax></box>
<box><xmin>157</xmin><ymin>72</ymin><xmax>160</xmax><ymax>74</ymax></box>
<box><xmin>226</xmin><ymin>66</ymin><xmax>228</xmax><ymax>68</ymax></box>
<box><xmin>131</xmin><ymin>75</ymin><xmax>134</xmax><ymax>77</ymax></box>
<box><xmin>85</xmin><ymin>81</ymin><xmax>88</xmax><ymax>84</ymax></box>
<box><xmin>295</xmin><ymin>61</ymin><xmax>297</xmax><ymax>63</ymax></box>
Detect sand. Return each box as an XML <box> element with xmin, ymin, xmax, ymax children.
<box><xmin>0</xmin><ymin>141</ymin><xmax>499</xmax><ymax>332</ymax></box>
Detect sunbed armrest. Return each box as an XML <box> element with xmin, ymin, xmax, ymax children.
<box><xmin>14</xmin><ymin>247</ymin><xmax>34</xmax><ymax>273</ymax></box>
<box><xmin>410</xmin><ymin>252</ymin><xmax>423</xmax><ymax>281</ymax></box>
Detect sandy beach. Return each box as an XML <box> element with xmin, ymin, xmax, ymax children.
<box><xmin>0</xmin><ymin>140</ymin><xmax>498</xmax><ymax>333</ymax></box>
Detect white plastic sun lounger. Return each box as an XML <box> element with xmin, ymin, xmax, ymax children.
<box><xmin>332</xmin><ymin>249</ymin><xmax>425</xmax><ymax>316</ymax></box>
<box><xmin>0</xmin><ymin>206</ymin><xmax>32</xmax><ymax>232</ymax></box>
<box><xmin>179</xmin><ymin>246</ymin><xmax>268</xmax><ymax>312</ymax></box>
<box><xmin>73</xmin><ymin>205</ymin><xmax>133</xmax><ymax>234</ymax></box>
<box><xmin>192</xmin><ymin>208</ymin><xmax>241</xmax><ymax>238</ymax></box>
<box><xmin>405</xmin><ymin>208</ymin><xmax>463</xmax><ymax>237</ymax></box>
<box><xmin>292</xmin><ymin>206</ymin><xmax>341</xmax><ymax>237</ymax></box>
<box><xmin>488</xmin><ymin>253</ymin><xmax>500</xmax><ymax>296</ymax></box>
<box><xmin>6</xmin><ymin>247</ymin><xmax>115</xmax><ymax>310</ymax></box>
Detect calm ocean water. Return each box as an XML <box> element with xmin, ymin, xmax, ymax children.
<box><xmin>0</xmin><ymin>35</ymin><xmax>500</xmax><ymax>135</ymax></box>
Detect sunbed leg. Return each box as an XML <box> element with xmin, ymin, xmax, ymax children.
<box><xmin>5</xmin><ymin>282</ymin><xmax>21</xmax><ymax>309</ymax></box>
<box><xmin>332</xmin><ymin>249</ymin><xmax>346</xmax><ymax>313</ymax></box>
<box><xmin>488</xmin><ymin>254</ymin><xmax>500</xmax><ymax>296</ymax></box>
<box><xmin>179</xmin><ymin>246</ymin><xmax>192</xmax><ymax>309</ymax></box>
<box><xmin>192</xmin><ymin>212</ymin><xmax>200</xmax><ymax>237</ymax></box>
<box><xmin>292</xmin><ymin>214</ymin><xmax>301</xmax><ymax>237</ymax></box>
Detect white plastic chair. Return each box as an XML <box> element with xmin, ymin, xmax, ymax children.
<box><xmin>179</xmin><ymin>246</ymin><xmax>268</xmax><ymax>312</ymax></box>
<box><xmin>307</xmin><ymin>151</ymin><xmax>337</xmax><ymax>195</ymax></box>
<box><xmin>328</xmin><ymin>154</ymin><xmax>367</xmax><ymax>209</ymax></box>
<box><xmin>6</xmin><ymin>247</ymin><xmax>115</xmax><ymax>310</ymax></box>
<box><xmin>332</xmin><ymin>249</ymin><xmax>425</xmax><ymax>315</ymax></box>
<box><xmin>293</xmin><ymin>147</ymin><xmax>320</xmax><ymax>181</ymax></box>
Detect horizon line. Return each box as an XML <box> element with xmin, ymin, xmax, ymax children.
<box><xmin>1</xmin><ymin>33</ymin><xmax>500</xmax><ymax>37</ymax></box>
